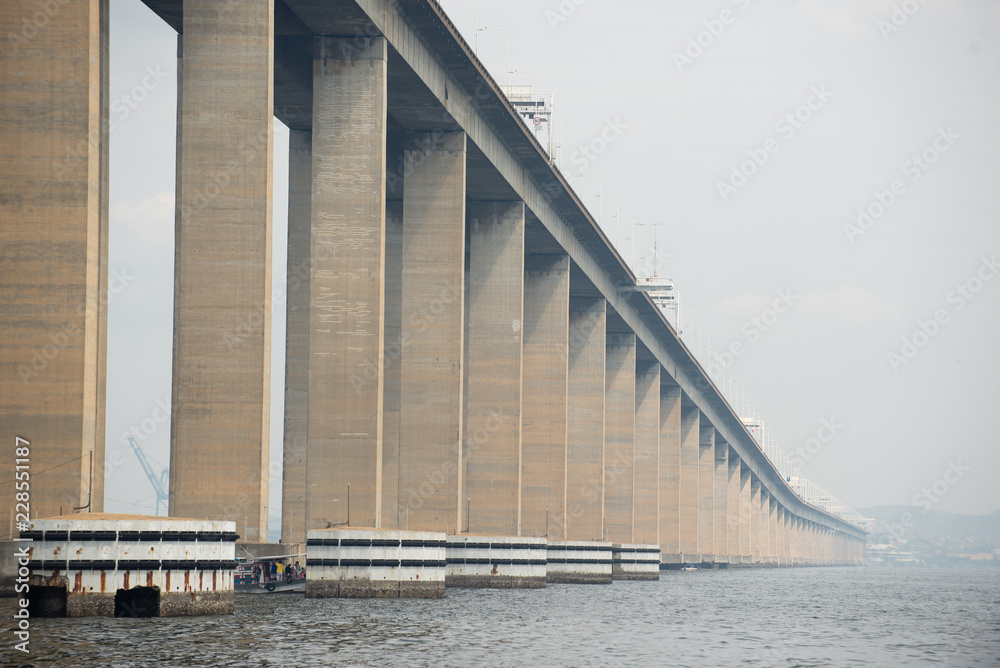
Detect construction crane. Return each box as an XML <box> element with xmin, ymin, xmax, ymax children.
<box><xmin>128</xmin><ymin>437</ymin><xmax>169</xmax><ymax>516</ymax></box>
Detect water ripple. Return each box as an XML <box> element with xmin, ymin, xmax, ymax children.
<box><xmin>2</xmin><ymin>568</ymin><xmax>998</xmax><ymax>667</ymax></box>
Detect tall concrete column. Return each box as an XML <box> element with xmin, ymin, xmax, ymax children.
<box><xmin>777</xmin><ymin>506</ymin><xmax>786</xmax><ymax>564</ymax></box>
<box><xmin>713</xmin><ymin>438</ymin><xmax>729</xmax><ymax>564</ymax></box>
<box><xmin>170</xmin><ymin>0</ymin><xmax>274</xmax><ymax>541</ymax></box>
<box><xmin>774</xmin><ymin>506</ymin><xmax>782</xmax><ymax>564</ymax></box>
<box><xmin>280</xmin><ymin>129</ymin><xmax>311</xmax><ymax>545</ymax></box>
<box><xmin>727</xmin><ymin>447</ymin><xmax>740</xmax><ymax>561</ymax></box>
<box><xmin>381</xmin><ymin>194</ymin><xmax>403</xmax><ymax>529</ymax></box>
<box><xmin>789</xmin><ymin>515</ymin><xmax>798</xmax><ymax>564</ymax></box>
<box><xmin>604</xmin><ymin>332</ymin><xmax>636</xmax><ymax>543</ymax></box>
<box><xmin>678</xmin><ymin>397</ymin><xmax>699</xmax><ymax>560</ymax></box>
<box><xmin>397</xmin><ymin>131</ymin><xmax>467</xmax><ymax>534</ymax></box>
<box><xmin>781</xmin><ymin>508</ymin><xmax>795</xmax><ymax>566</ymax></box>
<box><xmin>1</xmin><ymin>0</ymin><xmax>109</xmax><ymax>520</ymax></box>
<box><xmin>520</xmin><ymin>255</ymin><xmax>570</xmax><ymax>538</ymax></box>
<box><xmin>697</xmin><ymin>419</ymin><xmax>715</xmax><ymax>562</ymax></box>
<box><xmin>633</xmin><ymin>363</ymin><xmax>660</xmax><ymax>545</ymax></box>
<box><xmin>811</xmin><ymin>524</ymin><xmax>817</xmax><ymax>564</ymax></box>
<box><xmin>739</xmin><ymin>460</ymin><xmax>751</xmax><ymax>560</ymax></box>
<box><xmin>798</xmin><ymin>518</ymin><xmax>806</xmax><ymax>564</ymax></box>
<box><xmin>464</xmin><ymin>201</ymin><xmax>525</xmax><ymax>536</ymax></box>
<box><xmin>801</xmin><ymin>518</ymin><xmax>808</xmax><ymax>564</ymax></box>
<box><xmin>566</xmin><ymin>297</ymin><xmax>606</xmax><ymax>540</ymax></box>
<box><xmin>807</xmin><ymin>520</ymin><xmax>813</xmax><ymax>564</ymax></box>
<box><xmin>771</xmin><ymin>498</ymin><xmax>785</xmax><ymax>564</ymax></box>
<box><xmin>658</xmin><ymin>384</ymin><xmax>682</xmax><ymax>563</ymax></box>
<box><xmin>305</xmin><ymin>36</ymin><xmax>388</xmax><ymax>531</ymax></box>
<box><xmin>759</xmin><ymin>489</ymin><xmax>771</xmax><ymax>564</ymax></box>
<box><xmin>750</xmin><ymin>475</ymin><xmax>761</xmax><ymax>563</ymax></box>
<box><xmin>380</xmin><ymin>132</ymin><xmax>404</xmax><ymax>529</ymax></box>
<box><xmin>769</xmin><ymin>495</ymin><xmax>779</xmax><ymax>564</ymax></box>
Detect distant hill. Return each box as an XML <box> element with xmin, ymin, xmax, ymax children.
<box><xmin>859</xmin><ymin>506</ymin><xmax>1000</xmax><ymax>546</ymax></box>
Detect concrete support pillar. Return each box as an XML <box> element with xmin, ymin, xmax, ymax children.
<box><xmin>783</xmin><ymin>509</ymin><xmax>792</xmax><ymax>563</ymax></box>
<box><xmin>398</xmin><ymin>131</ymin><xmax>467</xmax><ymax>533</ymax></box>
<box><xmin>790</xmin><ymin>516</ymin><xmax>799</xmax><ymax>564</ymax></box>
<box><xmin>678</xmin><ymin>397</ymin><xmax>699</xmax><ymax>560</ymax></box>
<box><xmin>281</xmin><ymin>130</ymin><xmax>311</xmax><ymax>545</ymax></box>
<box><xmin>633</xmin><ymin>363</ymin><xmax>660</xmax><ymax>545</ymax></box>
<box><xmin>520</xmin><ymin>255</ymin><xmax>570</xmax><ymax>538</ymax></box>
<box><xmin>566</xmin><ymin>297</ymin><xmax>606</xmax><ymax>540</ymax></box>
<box><xmin>1</xmin><ymin>0</ymin><xmax>109</xmax><ymax>519</ymax></box>
<box><xmin>381</xmin><ymin>193</ymin><xmax>403</xmax><ymax>529</ymax></box>
<box><xmin>776</xmin><ymin>506</ymin><xmax>785</xmax><ymax>564</ymax></box>
<box><xmin>379</xmin><ymin>133</ymin><xmax>404</xmax><ymax>529</ymax></box>
<box><xmin>464</xmin><ymin>201</ymin><xmax>525</xmax><ymax>536</ymax></box>
<box><xmin>759</xmin><ymin>489</ymin><xmax>770</xmax><ymax>564</ymax></box>
<box><xmin>805</xmin><ymin>522</ymin><xmax>812</xmax><ymax>564</ymax></box>
<box><xmin>727</xmin><ymin>447</ymin><xmax>740</xmax><ymax>561</ymax></box>
<box><xmin>774</xmin><ymin>506</ymin><xmax>782</xmax><ymax>564</ymax></box>
<box><xmin>603</xmin><ymin>333</ymin><xmax>636</xmax><ymax>543</ymax></box>
<box><xmin>713</xmin><ymin>438</ymin><xmax>729</xmax><ymax>564</ymax></box>
<box><xmin>658</xmin><ymin>385</ymin><xmax>682</xmax><ymax>562</ymax></box>
<box><xmin>305</xmin><ymin>36</ymin><xmax>388</xmax><ymax>531</ymax></box>
<box><xmin>697</xmin><ymin>419</ymin><xmax>715</xmax><ymax>562</ymax></box>
<box><xmin>768</xmin><ymin>495</ymin><xmax>778</xmax><ymax>564</ymax></box>
<box><xmin>750</xmin><ymin>475</ymin><xmax>761</xmax><ymax>563</ymax></box>
<box><xmin>739</xmin><ymin>460</ymin><xmax>751</xmax><ymax>561</ymax></box>
<box><xmin>170</xmin><ymin>0</ymin><xmax>274</xmax><ymax>541</ymax></box>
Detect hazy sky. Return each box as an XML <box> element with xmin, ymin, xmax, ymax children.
<box><xmin>103</xmin><ymin>0</ymin><xmax>1000</xmax><ymax>527</ymax></box>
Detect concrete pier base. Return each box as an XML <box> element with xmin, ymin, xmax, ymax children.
<box><xmin>446</xmin><ymin>536</ymin><xmax>546</xmax><ymax>588</ymax></box>
<box><xmin>23</xmin><ymin>515</ymin><xmax>237</xmax><ymax>617</ymax></box>
<box><xmin>305</xmin><ymin>529</ymin><xmax>446</xmax><ymax>599</ymax></box>
<box><xmin>612</xmin><ymin>544</ymin><xmax>660</xmax><ymax>580</ymax></box>
<box><xmin>546</xmin><ymin>540</ymin><xmax>612</xmax><ymax>584</ymax></box>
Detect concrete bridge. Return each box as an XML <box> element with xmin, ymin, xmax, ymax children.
<box><xmin>1</xmin><ymin>0</ymin><xmax>865</xmax><ymax>572</ymax></box>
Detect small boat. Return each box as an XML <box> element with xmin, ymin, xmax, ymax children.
<box><xmin>235</xmin><ymin>553</ymin><xmax>307</xmax><ymax>594</ymax></box>
<box><xmin>681</xmin><ymin>564</ymin><xmax>698</xmax><ymax>571</ymax></box>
